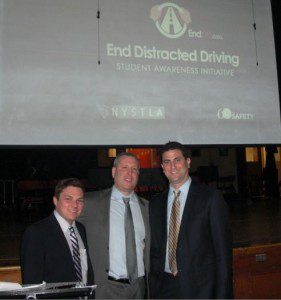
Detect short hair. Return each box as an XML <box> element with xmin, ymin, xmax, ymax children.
<box><xmin>54</xmin><ymin>178</ymin><xmax>85</xmax><ymax>199</ymax></box>
<box><xmin>113</xmin><ymin>152</ymin><xmax>139</xmax><ymax>168</ymax></box>
<box><xmin>160</xmin><ymin>141</ymin><xmax>189</xmax><ymax>159</ymax></box>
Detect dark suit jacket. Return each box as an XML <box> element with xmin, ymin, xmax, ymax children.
<box><xmin>20</xmin><ymin>213</ymin><xmax>94</xmax><ymax>285</ymax></box>
<box><xmin>149</xmin><ymin>180</ymin><xmax>233</xmax><ymax>299</ymax></box>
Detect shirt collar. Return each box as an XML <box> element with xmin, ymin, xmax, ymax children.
<box><xmin>169</xmin><ymin>176</ymin><xmax>192</xmax><ymax>197</ymax></box>
<box><xmin>112</xmin><ymin>185</ymin><xmax>136</xmax><ymax>202</ymax></box>
<box><xmin>54</xmin><ymin>210</ymin><xmax>76</xmax><ymax>233</ymax></box>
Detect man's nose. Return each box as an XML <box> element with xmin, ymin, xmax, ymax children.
<box><xmin>71</xmin><ymin>200</ymin><xmax>79</xmax><ymax>207</ymax></box>
<box><xmin>127</xmin><ymin>168</ymin><xmax>133</xmax><ymax>175</ymax></box>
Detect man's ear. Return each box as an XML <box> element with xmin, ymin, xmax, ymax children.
<box><xmin>186</xmin><ymin>158</ymin><xmax>191</xmax><ymax>168</ymax></box>
<box><xmin>112</xmin><ymin>167</ymin><xmax>116</xmax><ymax>179</ymax></box>
<box><xmin>53</xmin><ymin>196</ymin><xmax>58</xmax><ymax>207</ymax></box>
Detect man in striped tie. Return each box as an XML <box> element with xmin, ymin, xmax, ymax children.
<box><xmin>149</xmin><ymin>141</ymin><xmax>233</xmax><ymax>299</ymax></box>
<box><xmin>21</xmin><ymin>178</ymin><xmax>94</xmax><ymax>286</ymax></box>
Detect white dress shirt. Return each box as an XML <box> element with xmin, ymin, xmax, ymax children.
<box><xmin>108</xmin><ymin>186</ymin><xmax>145</xmax><ymax>279</ymax></box>
<box><xmin>164</xmin><ymin>177</ymin><xmax>192</xmax><ymax>273</ymax></box>
<box><xmin>54</xmin><ymin>210</ymin><xmax>88</xmax><ymax>284</ymax></box>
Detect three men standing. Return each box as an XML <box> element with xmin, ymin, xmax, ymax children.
<box><xmin>80</xmin><ymin>152</ymin><xmax>150</xmax><ymax>299</ymax></box>
<box><xmin>21</xmin><ymin>144</ymin><xmax>232</xmax><ymax>299</ymax></box>
<box><xmin>149</xmin><ymin>141</ymin><xmax>233</xmax><ymax>298</ymax></box>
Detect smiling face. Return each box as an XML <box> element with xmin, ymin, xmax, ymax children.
<box><xmin>161</xmin><ymin>149</ymin><xmax>191</xmax><ymax>190</ymax></box>
<box><xmin>53</xmin><ymin>186</ymin><xmax>84</xmax><ymax>224</ymax></box>
<box><xmin>112</xmin><ymin>155</ymin><xmax>139</xmax><ymax>196</ymax></box>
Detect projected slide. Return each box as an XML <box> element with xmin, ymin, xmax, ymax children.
<box><xmin>0</xmin><ymin>0</ymin><xmax>280</xmax><ymax>145</ymax></box>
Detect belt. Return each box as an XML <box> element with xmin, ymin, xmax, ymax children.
<box><xmin>108</xmin><ymin>275</ymin><xmax>130</xmax><ymax>284</ymax></box>
<box><xmin>164</xmin><ymin>272</ymin><xmax>178</xmax><ymax>278</ymax></box>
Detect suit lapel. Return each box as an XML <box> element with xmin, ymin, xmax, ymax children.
<box><xmin>76</xmin><ymin>222</ymin><xmax>86</xmax><ymax>247</ymax></box>
<box><xmin>178</xmin><ymin>181</ymin><xmax>199</xmax><ymax>240</ymax></box>
<box><xmin>104</xmin><ymin>188</ymin><xmax>111</xmax><ymax>248</ymax></box>
<box><xmin>99</xmin><ymin>188</ymin><xmax>112</xmax><ymax>270</ymax></box>
<box><xmin>137</xmin><ymin>196</ymin><xmax>150</xmax><ymax>272</ymax></box>
<box><xmin>138</xmin><ymin>196</ymin><xmax>149</xmax><ymax>236</ymax></box>
<box><xmin>49</xmin><ymin>213</ymin><xmax>74</xmax><ymax>265</ymax></box>
<box><xmin>161</xmin><ymin>190</ymin><xmax>169</xmax><ymax>254</ymax></box>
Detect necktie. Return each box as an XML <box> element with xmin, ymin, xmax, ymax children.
<box><xmin>168</xmin><ymin>190</ymin><xmax>181</xmax><ymax>276</ymax></box>
<box><xmin>69</xmin><ymin>226</ymin><xmax>83</xmax><ymax>282</ymax></box>
<box><xmin>123</xmin><ymin>197</ymin><xmax>138</xmax><ymax>283</ymax></box>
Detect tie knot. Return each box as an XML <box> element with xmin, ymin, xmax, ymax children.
<box><xmin>69</xmin><ymin>226</ymin><xmax>75</xmax><ymax>233</ymax></box>
<box><xmin>122</xmin><ymin>197</ymin><xmax>130</xmax><ymax>205</ymax></box>
<box><xmin>173</xmin><ymin>190</ymin><xmax>181</xmax><ymax>198</ymax></box>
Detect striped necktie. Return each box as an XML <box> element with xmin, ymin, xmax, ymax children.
<box><xmin>168</xmin><ymin>190</ymin><xmax>181</xmax><ymax>276</ymax></box>
<box><xmin>69</xmin><ymin>226</ymin><xmax>82</xmax><ymax>282</ymax></box>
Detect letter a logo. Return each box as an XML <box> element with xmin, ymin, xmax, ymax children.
<box><xmin>150</xmin><ymin>3</ymin><xmax>191</xmax><ymax>38</ymax></box>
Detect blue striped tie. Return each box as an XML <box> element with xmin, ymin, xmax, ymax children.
<box><xmin>69</xmin><ymin>226</ymin><xmax>82</xmax><ymax>282</ymax></box>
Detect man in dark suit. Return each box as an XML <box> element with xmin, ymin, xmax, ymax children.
<box><xmin>149</xmin><ymin>142</ymin><xmax>233</xmax><ymax>299</ymax></box>
<box><xmin>79</xmin><ymin>152</ymin><xmax>150</xmax><ymax>299</ymax></box>
<box><xmin>21</xmin><ymin>178</ymin><xmax>94</xmax><ymax>286</ymax></box>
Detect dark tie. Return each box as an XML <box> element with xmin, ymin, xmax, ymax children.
<box><xmin>123</xmin><ymin>197</ymin><xmax>138</xmax><ymax>283</ymax></box>
<box><xmin>69</xmin><ymin>226</ymin><xmax>83</xmax><ymax>282</ymax></box>
<box><xmin>168</xmin><ymin>190</ymin><xmax>181</xmax><ymax>275</ymax></box>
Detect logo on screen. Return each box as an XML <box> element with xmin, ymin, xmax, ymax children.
<box><xmin>217</xmin><ymin>108</ymin><xmax>232</xmax><ymax>119</ymax></box>
<box><xmin>150</xmin><ymin>3</ymin><xmax>191</xmax><ymax>38</ymax></box>
<box><xmin>217</xmin><ymin>108</ymin><xmax>254</xmax><ymax>120</ymax></box>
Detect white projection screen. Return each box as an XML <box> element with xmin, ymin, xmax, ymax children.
<box><xmin>0</xmin><ymin>0</ymin><xmax>281</xmax><ymax>145</ymax></box>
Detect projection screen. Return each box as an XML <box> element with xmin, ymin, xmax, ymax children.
<box><xmin>0</xmin><ymin>0</ymin><xmax>280</xmax><ymax>145</ymax></box>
